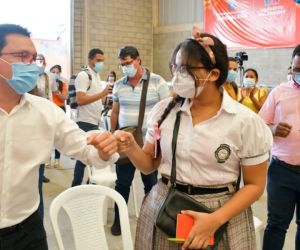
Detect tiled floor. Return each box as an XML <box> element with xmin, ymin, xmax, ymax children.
<box><xmin>43</xmin><ymin>155</ymin><xmax>296</xmax><ymax>250</ymax></box>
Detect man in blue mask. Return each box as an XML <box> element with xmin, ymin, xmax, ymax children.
<box><xmin>71</xmin><ymin>48</ymin><xmax>113</xmax><ymax>187</ymax></box>
<box><xmin>110</xmin><ymin>46</ymin><xmax>170</xmax><ymax>235</ymax></box>
<box><xmin>223</xmin><ymin>57</ymin><xmax>238</xmax><ymax>100</ymax></box>
<box><xmin>0</xmin><ymin>24</ymin><xmax>118</xmax><ymax>250</ymax></box>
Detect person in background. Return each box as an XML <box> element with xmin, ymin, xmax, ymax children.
<box><xmin>102</xmin><ymin>71</ymin><xmax>116</xmax><ymax>131</ymax></box>
<box><xmin>35</xmin><ymin>54</ymin><xmax>58</xmax><ymax>218</ymax></box>
<box><xmin>71</xmin><ymin>48</ymin><xmax>112</xmax><ymax>187</ymax></box>
<box><xmin>238</xmin><ymin>68</ymin><xmax>268</xmax><ymax>113</ymax></box>
<box><xmin>223</xmin><ymin>57</ymin><xmax>238</xmax><ymax>100</ymax></box>
<box><xmin>259</xmin><ymin>45</ymin><xmax>300</xmax><ymax>250</ymax></box>
<box><xmin>287</xmin><ymin>65</ymin><xmax>293</xmax><ymax>82</ymax></box>
<box><xmin>114</xmin><ymin>28</ymin><xmax>273</xmax><ymax>249</ymax></box>
<box><xmin>50</xmin><ymin>64</ymin><xmax>67</xmax><ymax>168</ymax></box>
<box><xmin>110</xmin><ymin>46</ymin><xmax>169</xmax><ymax>236</ymax></box>
<box><xmin>0</xmin><ymin>23</ymin><xmax>118</xmax><ymax>250</ymax></box>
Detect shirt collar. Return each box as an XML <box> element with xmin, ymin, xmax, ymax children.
<box><xmin>0</xmin><ymin>94</ymin><xmax>29</xmax><ymax>116</ymax></box>
<box><xmin>179</xmin><ymin>87</ymin><xmax>237</xmax><ymax>115</ymax></box>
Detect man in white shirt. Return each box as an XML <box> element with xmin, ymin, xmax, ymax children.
<box><xmin>0</xmin><ymin>24</ymin><xmax>118</xmax><ymax>250</ymax></box>
<box><xmin>71</xmin><ymin>48</ymin><xmax>112</xmax><ymax>187</ymax></box>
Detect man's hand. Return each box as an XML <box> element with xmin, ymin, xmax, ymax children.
<box><xmin>87</xmin><ymin>131</ymin><xmax>117</xmax><ymax>161</ymax></box>
<box><xmin>101</xmin><ymin>84</ymin><xmax>113</xmax><ymax>97</ymax></box>
<box><xmin>273</xmin><ymin>122</ymin><xmax>292</xmax><ymax>137</ymax></box>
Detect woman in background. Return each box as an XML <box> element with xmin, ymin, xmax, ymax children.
<box><xmin>50</xmin><ymin>64</ymin><xmax>67</xmax><ymax>168</ymax></box>
<box><xmin>238</xmin><ymin>68</ymin><xmax>268</xmax><ymax>113</ymax></box>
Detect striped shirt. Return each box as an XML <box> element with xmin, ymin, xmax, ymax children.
<box><xmin>113</xmin><ymin>68</ymin><xmax>169</xmax><ymax>132</ymax></box>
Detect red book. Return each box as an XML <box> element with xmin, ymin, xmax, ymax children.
<box><xmin>176</xmin><ymin>213</ymin><xmax>215</xmax><ymax>245</ymax></box>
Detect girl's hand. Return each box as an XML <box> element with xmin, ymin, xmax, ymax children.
<box><xmin>113</xmin><ymin>130</ymin><xmax>136</xmax><ymax>153</ymax></box>
<box><xmin>181</xmin><ymin>211</ymin><xmax>221</xmax><ymax>250</ymax></box>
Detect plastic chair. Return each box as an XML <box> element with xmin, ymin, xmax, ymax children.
<box><xmin>254</xmin><ymin>216</ymin><xmax>264</xmax><ymax>249</ymax></box>
<box><xmin>49</xmin><ymin>185</ymin><xmax>133</xmax><ymax>250</ymax></box>
<box><xmin>86</xmin><ymin>164</ymin><xmax>139</xmax><ymax>218</ymax></box>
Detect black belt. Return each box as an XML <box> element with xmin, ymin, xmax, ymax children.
<box><xmin>0</xmin><ymin>211</ymin><xmax>39</xmax><ymax>236</ymax></box>
<box><xmin>161</xmin><ymin>176</ymin><xmax>230</xmax><ymax>195</ymax></box>
<box><xmin>272</xmin><ymin>156</ymin><xmax>300</xmax><ymax>173</ymax></box>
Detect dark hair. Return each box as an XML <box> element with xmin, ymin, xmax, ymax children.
<box><xmin>170</xmin><ymin>34</ymin><xmax>228</xmax><ymax>87</ymax></box>
<box><xmin>159</xmin><ymin>34</ymin><xmax>228</xmax><ymax>131</ymax></box>
<box><xmin>292</xmin><ymin>45</ymin><xmax>300</xmax><ymax>59</ymax></box>
<box><xmin>0</xmin><ymin>24</ymin><xmax>31</xmax><ymax>52</ymax></box>
<box><xmin>228</xmin><ymin>57</ymin><xmax>237</xmax><ymax>63</ymax></box>
<box><xmin>118</xmin><ymin>46</ymin><xmax>139</xmax><ymax>60</ymax></box>
<box><xmin>106</xmin><ymin>71</ymin><xmax>116</xmax><ymax>82</ymax></box>
<box><xmin>88</xmin><ymin>48</ymin><xmax>104</xmax><ymax>60</ymax></box>
<box><xmin>244</xmin><ymin>68</ymin><xmax>258</xmax><ymax>80</ymax></box>
<box><xmin>50</xmin><ymin>64</ymin><xmax>62</xmax><ymax>73</ymax></box>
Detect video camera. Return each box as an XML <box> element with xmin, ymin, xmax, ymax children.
<box><xmin>235</xmin><ymin>52</ymin><xmax>248</xmax><ymax>66</ymax></box>
<box><xmin>235</xmin><ymin>52</ymin><xmax>248</xmax><ymax>86</ymax></box>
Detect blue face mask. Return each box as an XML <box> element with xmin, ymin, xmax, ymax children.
<box><xmin>294</xmin><ymin>73</ymin><xmax>300</xmax><ymax>86</ymax></box>
<box><xmin>0</xmin><ymin>58</ymin><xmax>40</xmax><ymax>94</ymax></box>
<box><xmin>53</xmin><ymin>72</ymin><xmax>60</xmax><ymax>80</ymax></box>
<box><xmin>226</xmin><ymin>70</ymin><xmax>237</xmax><ymax>83</ymax></box>
<box><xmin>243</xmin><ymin>78</ymin><xmax>256</xmax><ymax>88</ymax></box>
<box><xmin>93</xmin><ymin>62</ymin><xmax>104</xmax><ymax>73</ymax></box>
<box><xmin>122</xmin><ymin>64</ymin><xmax>137</xmax><ymax>78</ymax></box>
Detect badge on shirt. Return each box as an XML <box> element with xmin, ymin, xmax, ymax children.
<box><xmin>215</xmin><ymin>144</ymin><xmax>231</xmax><ymax>163</ymax></box>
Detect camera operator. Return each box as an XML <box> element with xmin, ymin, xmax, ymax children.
<box><xmin>224</xmin><ymin>57</ymin><xmax>238</xmax><ymax>100</ymax></box>
<box><xmin>238</xmin><ymin>68</ymin><xmax>268</xmax><ymax>113</ymax></box>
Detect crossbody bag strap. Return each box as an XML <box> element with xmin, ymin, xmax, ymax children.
<box><xmin>170</xmin><ymin>110</ymin><xmax>182</xmax><ymax>186</ymax></box>
<box><xmin>44</xmin><ymin>73</ymin><xmax>50</xmax><ymax>100</ymax></box>
<box><xmin>137</xmin><ymin>68</ymin><xmax>150</xmax><ymax>129</ymax></box>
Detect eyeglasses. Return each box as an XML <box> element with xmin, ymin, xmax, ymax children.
<box><xmin>119</xmin><ymin>59</ymin><xmax>134</xmax><ymax>69</ymax></box>
<box><xmin>0</xmin><ymin>51</ymin><xmax>37</xmax><ymax>64</ymax></box>
<box><xmin>292</xmin><ymin>67</ymin><xmax>300</xmax><ymax>73</ymax></box>
<box><xmin>171</xmin><ymin>64</ymin><xmax>207</xmax><ymax>77</ymax></box>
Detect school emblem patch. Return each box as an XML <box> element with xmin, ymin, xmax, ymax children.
<box><xmin>215</xmin><ymin>144</ymin><xmax>231</xmax><ymax>163</ymax></box>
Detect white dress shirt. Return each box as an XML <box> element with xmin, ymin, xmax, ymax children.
<box><xmin>75</xmin><ymin>66</ymin><xmax>102</xmax><ymax>126</ymax></box>
<box><xmin>146</xmin><ymin>89</ymin><xmax>273</xmax><ymax>186</ymax></box>
<box><xmin>0</xmin><ymin>94</ymin><xmax>118</xmax><ymax>228</ymax></box>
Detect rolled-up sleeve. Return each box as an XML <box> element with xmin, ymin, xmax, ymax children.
<box><xmin>239</xmin><ymin>113</ymin><xmax>273</xmax><ymax>166</ymax></box>
<box><xmin>259</xmin><ymin>88</ymin><xmax>276</xmax><ymax>125</ymax></box>
<box><xmin>53</xmin><ymin>107</ymin><xmax>119</xmax><ymax>168</ymax></box>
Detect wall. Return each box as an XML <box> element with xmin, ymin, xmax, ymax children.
<box><xmin>72</xmin><ymin>0</ymin><xmax>153</xmax><ymax>80</ymax></box>
<box><xmin>72</xmin><ymin>0</ymin><xmax>295</xmax><ymax>86</ymax></box>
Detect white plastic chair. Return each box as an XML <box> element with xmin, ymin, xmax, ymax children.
<box><xmin>254</xmin><ymin>216</ymin><xmax>264</xmax><ymax>249</ymax></box>
<box><xmin>49</xmin><ymin>185</ymin><xmax>133</xmax><ymax>250</ymax></box>
<box><xmin>86</xmin><ymin>164</ymin><xmax>139</xmax><ymax>218</ymax></box>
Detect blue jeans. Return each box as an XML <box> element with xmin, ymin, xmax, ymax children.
<box><xmin>113</xmin><ymin>161</ymin><xmax>158</xmax><ymax>221</ymax></box>
<box><xmin>263</xmin><ymin>158</ymin><xmax>300</xmax><ymax>250</ymax></box>
<box><xmin>38</xmin><ymin>164</ymin><xmax>45</xmax><ymax>219</ymax></box>
<box><xmin>71</xmin><ymin>121</ymin><xmax>99</xmax><ymax>187</ymax></box>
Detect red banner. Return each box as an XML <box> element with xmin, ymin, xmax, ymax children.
<box><xmin>204</xmin><ymin>0</ymin><xmax>300</xmax><ymax>49</ymax></box>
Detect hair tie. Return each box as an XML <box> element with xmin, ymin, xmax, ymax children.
<box><xmin>191</xmin><ymin>25</ymin><xmax>216</xmax><ymax>65</ymax></box>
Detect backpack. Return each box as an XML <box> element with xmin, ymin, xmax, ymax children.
<box><xmin>67</xmin><ymin>67</ymin><xmax>92</xmax><ymax>109</ymax></box>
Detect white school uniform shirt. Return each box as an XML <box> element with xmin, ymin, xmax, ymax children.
<box><xmin>36</xmin><ymin>72</ymin><xmax>57</xmax><ymax>101</ymax></box>
<box><xmin>0</xmin><ymin>93</ymin><xmax>118</xmax><ymax>228</ymax></box>
<box><xmin>75</xmin><ymin>66</ymin><xmax>103</xmax><ymax>126</ymax></box>
<box><xmin>146</xmin><ymin>89</ymin><xmax>273</xmax><ymax>186</ymax></box>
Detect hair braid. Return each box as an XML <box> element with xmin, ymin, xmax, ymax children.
<box><xmin>157</xmin><ymin>95</ymin><xmax>184</xmax><ymax>127</ymax></box>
